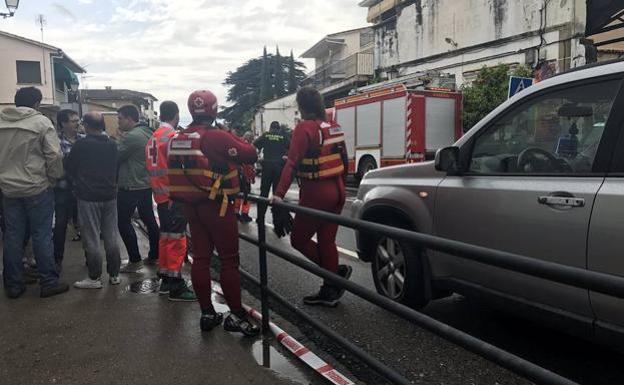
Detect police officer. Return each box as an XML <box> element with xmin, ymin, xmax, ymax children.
<box><xmin>167</xmin><ymin>90</ymin><xmax>260</xmax><ymax>336</ymax></box>
<box><xmin>271</xmin><ymin>87</ymin><xmax>352</xmax><ymax>307</ymax></box>
<box><xmin>145</xmin><ymin>101</ymin><xmax>196</xmax><ymax>302</ymax></box>
<box><xmin>254</xmin><ymin>121</ymin><xmax>289</xmax><ymax>220</ymax></box>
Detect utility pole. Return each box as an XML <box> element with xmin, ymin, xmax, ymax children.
<box><xmin>36</xmin><ymin>15</ymin><xmax>47</xmax><ymax>85</ymax></box>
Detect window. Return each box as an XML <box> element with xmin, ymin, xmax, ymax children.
<box><xmin>469</xmin><ymin>80</ymin><xmax>620</xmax><ymax>175</ymax></box>
<box><xmin>16</xmin><ymin>60</ymin><xmax>42</xmax><ymax>84</ymax></box>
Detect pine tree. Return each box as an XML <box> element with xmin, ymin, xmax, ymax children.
<box><xmin>287</xmin><ymin>50</ymin><xmax>298</xmax><ymax>93</ymax></box>
<box><xmin>259</xmin><ymin>46</ymin><xmax>271</xmax><ymax>103</ymax></box>
<box><xmin>274</xmin><ymin>46</ymin><xmax>285</xmax><ymax>98</ymax></box>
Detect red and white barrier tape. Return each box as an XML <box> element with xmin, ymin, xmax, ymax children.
<box><xmin>212</xmin><ymin>284</ymin><xmax>356</xmax><ymax>385</ymax></box>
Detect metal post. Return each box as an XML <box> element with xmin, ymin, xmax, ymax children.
<box><xmin>258</xmin><ymin>217</ymin><xmax>270</xmax><ymax>334</ymax></box>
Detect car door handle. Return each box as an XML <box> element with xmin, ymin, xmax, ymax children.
<box><xmin>538</xmin><ymin>194</ymin><xmax>585</xmax><ymax>208</ymax></box>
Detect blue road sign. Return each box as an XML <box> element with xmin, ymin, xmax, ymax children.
<box><xmin>508</xmin><ymin>76</ymin><xmax>534</xmax><ymax>99</ymax></box>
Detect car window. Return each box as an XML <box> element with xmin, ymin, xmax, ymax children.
<box><xmin>469</xmin><ymin>80</ymin><xmax>619</xmax><ymax>175</ymax></box>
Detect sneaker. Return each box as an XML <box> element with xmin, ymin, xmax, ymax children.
<box><xmin>240</xmin><ymin>213</ymin><xmax>253</xmax><ymax>223</ymax></box>
<box><xmin>159</xmin><ymin>280</ymin><xmax>171</xmax><ymax>295</ymax></box>
<box><xmin>335</xmin><ymin>264</ymin><xmax>353</xmax><ymax>300</ymax></box>
<box><xmin>41</xmin><ymin>282</ymin><xmax>70</xmax><ymax>298</ymax></box>
<box><xmin>200</xmin><ymin>312</ymin><xmax>224</xmax><ymax>332</ymax></box>
<box><xmin>223</xmin><ymin>311</ymin><xmax>260</xmax><ymax>337</ymax></box>
<box><xmin>119</xmin><ymin>261</ymin><xmax>143</xmax><ymax>274</ymax></box>
<box><xmin>73</xmin><ymin>278</ymin><xmax>103</xmax><ymax>289</ymax></box>
<box><xmin>109</xmin><ymin>276</ymin><xmax>121</xmax><ymax>285</ymax></box>
<box><xmin>303</xmin><ymin>285</ymin><xmax>340</xmax><ymax>307</ymax></box>
<box><xmin>168</xmin><ymin>287</ymin><xmax>197</xmax><ymax>302</ymax></box>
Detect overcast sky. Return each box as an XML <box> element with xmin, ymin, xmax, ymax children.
<box><xmin>1</xmin><ymin>0</ymin><xmax>368</xmax><ymax>123</ymax></box>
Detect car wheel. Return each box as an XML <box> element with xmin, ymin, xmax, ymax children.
<box><xmin>371</xmin><ymin>235</ymin><xmax>428</xmax><ymax>309</ymax></box>
<box><xmin>356</xmin><ymin>156</ymin><xmax>377</xmax><ymax>182</ymax></box>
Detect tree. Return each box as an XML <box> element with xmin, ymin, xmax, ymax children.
<box><xmin>259</xmin><ymin>47</ymin><xmax>271</xmax><ymax>103</ymax></box>
<box><xmin>461</xmin><ymin>64</ymin><xmax>533</xmax><ymax>131</ymax></box>
<box><xmin>221</xmin><ymin>49</ymin><xmax>307</xmax><ymax>132</ymax></box>
<box><xmin>287</xmin><ymin>50</ymin><xmax>298</xmax><ymax>93</ymax></box>
<box><xmin>274</xmin><ymin>46</ymin><xmax>285</xmax><ymax>98</ymax></box>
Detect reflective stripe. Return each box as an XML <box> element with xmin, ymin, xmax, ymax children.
<box><xmin>161</xmin><ymin>232</ymin><xmax>186</xmax><ymax>240</ymax></box>
<box><xmin>149</xmin><ymin>169</ymin><xmax>168</xmax><ymax>177</ymax></box>
<box><xmin>297</xmin><ymin>164</ymin><xmax>344</xmax><ymax>179</ymax></box>
<box><xmin>300</xmin><ymin>153</ymin><xmax>341</xmax><ymax>166</ymax></box>
<box><xmin>168</xmin><ymin>149</ymin><xmax>204</xmax><ymax>156</ymax></box>
<box><xmin>322</xmin><ymin>135</ymin><xmax>345</xmax><ymax>145</ymax></box>
<box><xmin>158</xmin><ymin>268</ymin><xmax>182</xmax><ymax>278</ymax></box>
<box><xmin>168</xmin><ymin>169</ymin><xmax>238</xmax><ymax>180</ymax></box>
<box><xmin>169</xmin><ymin>186</ymin><xmax>239</xmax><ymax>194</ymax></box>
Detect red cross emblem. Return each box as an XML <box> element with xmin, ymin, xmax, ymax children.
<box><xmin>194</xmin><ymin>97</ymin><xmax>205</xmax><ymax>108</ymax></box>
<box><xmin>148</xmin><ymin>138</ymin><xmax>158</xmax><ymax>166</ymax></box>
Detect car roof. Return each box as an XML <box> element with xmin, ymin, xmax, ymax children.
<box><xmin>456</xmin><ymin>60</ymin><xmax>624</xmax><ymax>146</ymax></box>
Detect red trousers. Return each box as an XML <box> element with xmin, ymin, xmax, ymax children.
<box><xmin>234</xmin><ymin>198</ymin><xmax>251</xmax><ymax>215</ymax></box>
<box><xmin>184</xmin><ymin>201</ymin><xmax>242</xmax><ymax>313</ymax></box>
<box><xmin>291</xmin><ymin>178</ymin><xmax>345</xmax><ymax>274</ymax></box>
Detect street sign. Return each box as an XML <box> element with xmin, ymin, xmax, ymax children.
<box><xmin>508</xmin><ymin>76</ymin><xmax>534</xmax><ymax>99</ymax></box>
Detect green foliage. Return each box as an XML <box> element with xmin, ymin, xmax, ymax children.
<box><xmin>461</xmin><ymin>64</ymin><xmax>533</xmax><ymax>131</ymax></box>
<box><xmin>220</xmin><ymin>49</ymin><xmax>307</xmax><ymax>130</ymax></box>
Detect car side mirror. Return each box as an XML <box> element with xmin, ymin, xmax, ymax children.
<box><xmin>435</xmin><ymin>146</ymin><xmax>460</xmax><ymax>175</ymax></box>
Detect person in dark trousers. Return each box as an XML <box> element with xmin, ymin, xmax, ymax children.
<box><xmin>271</xmin><ymin>87</ymin><xmax>352</xmax><ymax>307</ymax></box>
<box><xmin>66</xmin><ymin>112</ymin><xmax>121</xmax><ymax>289</ymax></box>
<box><xmin>0</xmin><ymin>87</ymin><xmax>69</xmax><ymax>299</ymax></box>
<box><xmin>116</xmin><ymin>105</ymin><xmax>160</xmax><ymax>273</ymax></box>
<box><xmin>253</xmin><ymin>121</ymin><xmax>289</xmax><ymax>221</ymax></box>
<box><xmin>53</xmin><ymin>109</ymin><xmax>83</xmax><ymax>271</ymax></box>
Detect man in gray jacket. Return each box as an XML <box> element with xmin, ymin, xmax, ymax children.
<box><xmin>0</xmin><ymin>87</ymin><xmax>69</xmax><ymax>299</ymax></box>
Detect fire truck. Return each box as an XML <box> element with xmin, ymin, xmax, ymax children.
<box><xmin>333</xmin><ymin>84</ymin><xmax>462</xmax><ymax>180</ymax></box>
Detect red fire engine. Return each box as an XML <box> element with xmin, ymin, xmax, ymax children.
<box><xmin>333</xmin><ymin>84</ymin><xmax>462</xmax><ymax>180</ymax></box>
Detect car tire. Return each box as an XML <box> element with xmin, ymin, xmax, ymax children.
<box><xmin>371</xmin><ymin>234</ymin><xmax>429</xmax><ymax>309</ymax></box>
<box><xmin>356</xmin><ymin>156</ymin><xmax>377</xmax><ymax>182</ymax></box>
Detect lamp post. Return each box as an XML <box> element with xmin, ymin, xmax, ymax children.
<box><xmin>70</xmin><ymin>82</ymin><xmax>82</xmax><ymax>117</ymax></box>
<box><xmin>1</xmin><ymin>0</ymin><xmax>19</xmax><ymax>18</ymax></box>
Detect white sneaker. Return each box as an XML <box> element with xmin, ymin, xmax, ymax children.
<box><xmin>109</xmin><ymin>276</ymin><xmax>121</xmax><ymax>285</ymax></box>
<box><xmin>73</xmin><ymin>278</ymin><xmax>103</xmax><ymax>289</ymax></box>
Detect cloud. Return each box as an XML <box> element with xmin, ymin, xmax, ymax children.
<box><xmin>1</xmin><ymin>0</ymin><xmax>368</xmax><ymax>122</ymax></box>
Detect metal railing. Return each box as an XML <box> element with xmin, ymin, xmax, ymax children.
<box><xmin>303</xmin><ymin>53</ymin><xmax>374</xmax><ymax>89</ymax></box>
<box><xmin>239</xmin><ymin>194</ymin><xmax>624</xmax><ymax>385</ymax></box>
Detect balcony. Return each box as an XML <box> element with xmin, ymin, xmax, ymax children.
<box><xmin>303</xmin><ymin>53</ymin><xmax>374</xmax><ymax>89</ymax></box>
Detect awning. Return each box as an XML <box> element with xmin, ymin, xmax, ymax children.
<box><xmin>586</xmin><ymin>1</ymin><xmax>624</xmax><ymax>37</ymax></box>
<box><xmin>53</xmin><ymin>61</ymin><xmax>79</xmax><ymax>89</ymax></box>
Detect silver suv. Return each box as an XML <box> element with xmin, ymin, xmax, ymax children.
<box><xmin>352</xmin><ymin>60</ymin><xmax>624</xmax><ymax>344</ymax></box>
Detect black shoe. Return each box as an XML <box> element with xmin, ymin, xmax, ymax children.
<box><xmin>40</xmin><ymin>282</ymin><xmax>69</xmax><ymax>298</ymax></box>
<box><xmin>303</xmin><ymin>285</ymin><xmax>340</xmax><ymax>307</ymax></box>
<box><xmin>6</xmin><ymin>286</ymin><xmax>26</xmax><ymax>299</ymax></box>
<box><xmin>240</xmin><ymin>214</ymin><xmax>252</xmax><ymax>223</ymax></box>
<box><xmin>236</xmin><ymin>213</ymin><xmax>242</xmax><ymax>221</ymax></box>
<box><xmin>335</xmin><ymin>264</ymin><xmax>353</xmax><ymax>300</ymax></box>
<box><xmin>143</xmin><ymin>258</ymin><xmax>158</xmax><ymax>266</ymax></box>
<box><xmin>200</xmin><ymin>312</ymin><xmax>224</xmax><ymax>332</ymax></box>
<box><xmin>159</xmin><ymin>280</ymin><xmax>171</xmax><ymax>295</ymax></box>
<box><xmin>223</xmin><ymin>311</ymin><xmax>260</xmax><ymax>337</ymax></box>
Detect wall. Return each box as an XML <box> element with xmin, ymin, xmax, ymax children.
<box><xmin>0</xmin><ymin>34</ymin><xmax>56</xmax><ymax>105</ymax></box>
<box><xmin>374</xmin><ymin>0</ymin><xmax>588</xmax><ymax>86</ymax></box>
<box><xmin>254</xmin><ymin>93</ymin><xmax>298</xmax><ymax>134</ymax></box>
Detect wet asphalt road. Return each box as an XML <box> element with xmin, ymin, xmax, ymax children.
<box><xmin>238</xmin><ymin>183</ymin><xmax>624</xmax><ymax>385</ymax></box>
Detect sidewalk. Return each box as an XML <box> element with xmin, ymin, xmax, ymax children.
<box><xmin>0</xmin><ymin>235</ymin><xmax>300</xmax><ymax>385</ymax></box>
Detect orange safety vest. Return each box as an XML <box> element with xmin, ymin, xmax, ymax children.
<box><xmin>167</xmin><ymin>127</ymin><xmax>240</xmax><ymax>216</ymax></box>
<box><xmin>297</xmin><ymin>120</ymin><xmax>346</xmax><ymax>180</ymax></box>
<box><xmin>145</xmin><ymin>124</ymin><xmax>176</xmax><ymax>204</ymax></box>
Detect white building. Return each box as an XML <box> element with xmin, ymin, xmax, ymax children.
<box><xmin>253</xmin><ymin>93</ymin><xmax>298</xmax><ymax>135</ymax></box>
<box><xmin>0</xmin><ymin>31</ymin><xmax>85</xmax><ymax>121</ymax></box>
<box><xmin>359</xmin><ymin>0</ymin><xmax>622</xmax><ymax>86</ymax></box>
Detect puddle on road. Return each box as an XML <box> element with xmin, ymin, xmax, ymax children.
<box><xmin>251</xmin><ymin>338</ymin><xmax>316</xmax><ymax>385</ymax></box>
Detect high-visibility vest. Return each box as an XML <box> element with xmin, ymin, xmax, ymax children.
<box><xmin>145</xmin><ymin>124</ymin><xmax>176</xmax><ymax>204</ymax></box>
<box><xmin>167</xmin><ymin>127</ymin><xmax>240</xmax><ymax>216</ymax></box>
<box><xmin>297</xmin><ymin>121</ymin><xmax>346</xmax><ymax>180</ymax></box>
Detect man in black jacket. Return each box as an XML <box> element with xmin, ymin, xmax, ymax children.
<box><xmin>66</xmin><ymin>112</ymin><xmax>121</xmax><ymax>289</ymax></box>
<box><xmin>253</xmin><ymin>121</ymin><xmax>290</xmax><ymax>220</ymax></box>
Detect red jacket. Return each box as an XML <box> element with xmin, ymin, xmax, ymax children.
<box><xmin>276</xmin><ymin>120</ymin><xmax>347</xmax><ymax>198</ymax></box>
<box><xmin>145</xmin><ymin>123</ymin><xmax>176</xmax><ymax>204</ymax></box>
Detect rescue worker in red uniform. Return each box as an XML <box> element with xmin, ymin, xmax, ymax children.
<box><xmin>145</xmin><ymin>101</ymin><xmax>196</xmax><ymax>302</ymax></box>
<box><xmin>271</xmin><ymin>87</ymin><xmax>353</xmax><ymax>307</ymax></box>
<box><xmin>167</xmin><ymin>90</ymin><xmax>260</xmax><ymax>336</ymax></box>
<box><xmin>234</xmin><ymin>131</ymin><xmax>256</xmax><ymax>223</ymax></box>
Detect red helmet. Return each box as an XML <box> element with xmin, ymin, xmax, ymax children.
<box><xmin>187</xmin><ymin>90</ymin><xmax>218</xmax><ymax>118</ymax></box>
